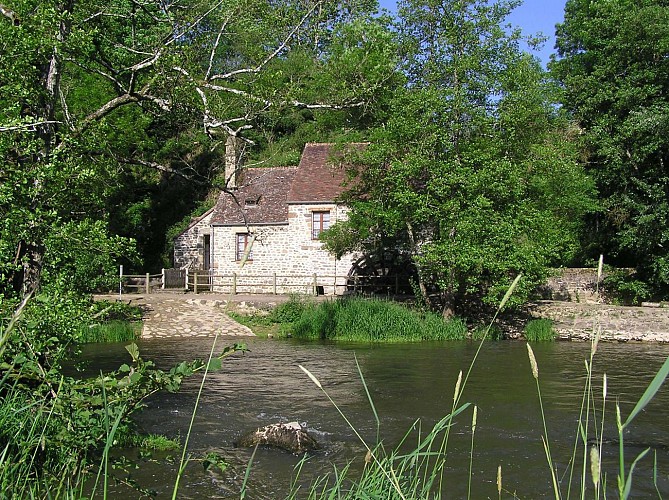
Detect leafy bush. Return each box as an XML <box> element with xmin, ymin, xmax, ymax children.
<box><xmin>524</xmin><ymin>318</ymin><xmax>556</xmax><ymax>342</ymax></box>
<box><xmin>602</xmin><ymin>269</ymin><xmax>651</xmax><ymax>305</ymax></box>
<box><xmin>268</xmin><ymin>295</ymin><xmax>310</xmax><ymax>323</ymax></box>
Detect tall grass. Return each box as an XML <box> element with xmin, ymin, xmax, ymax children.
<box><xmin>77</xmin><ymin>320</ymin><xmax>141</xmax><ymax>343</ymax></box>
<box><xmin>290</xmin><ymin>297</ymin><xmax>467</xmax><ymax>342</ymax></box>
<box><xmin>524</xmin><ymin>318</ymin><xmax>557</xmax><ymax>342</ymax></box>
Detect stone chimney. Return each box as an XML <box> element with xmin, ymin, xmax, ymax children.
<box><xmin>225</xmin><ymin>135</ymin><xmax>242</xmax><ymax>189</ymax></box>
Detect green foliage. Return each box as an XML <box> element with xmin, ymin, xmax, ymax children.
<box><xmin>130</xmin><ymin>433</ymin><xmax>181</xmax><ymax>452</ymax></box>
<box><xmin>470</xmin><ymin>323</ymin><xmax>505</xmax><ymax>341</ymax></box>
<box><xmin>76</xmin><ymin>320</ymin><xmax>140</xmax><ymax>344</ymax></box>
<box><xmin>552</xmin><ymin>0</ymin><xmax>669</xmax><ymax>295</ymax></box>
<box><xmin>602</xmin><ymin>269</ymin><xmax>652</xmax><ymax>306</ymax></box>
<box><xmin>289</xmin><ymin>297</ymin><xmax>467</xmax><ymax>342</ymax></box>
<box><xmin>0</xmin><ymin>291</ymin><xmax>246</xmax><ymax>496</ymax></box>
<box><xmin>523</xmin><ymin>318</ymin><xmax>557</xmax><ymax>342</ymax></box>
<box><xmin>323</xmin><ymin>0</ymin><xmax>596</xmax><ymax>316</ymax></box>
<box><xmin>269</xmin><ymin>295</ymin><xmax>311</xmax><ymax>323</ymax></box>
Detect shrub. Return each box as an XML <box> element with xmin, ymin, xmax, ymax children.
<box><xmin>268</xmin><ymin>295</ymin><xmax>310</xmax><ymax>323</ymax></box>
<box><xmin>602</xmin><ymin>269</ymin><xmax>651</xmax><ymax>305</ymax></box>
<box><xmin>524</xmin><ymin>318</ymin><xmax>556</xmax><ymax>342</ymax></box>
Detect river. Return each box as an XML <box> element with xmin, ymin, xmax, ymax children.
<box><xmin>79</xmin><ymin>338</ymin><xmax>669</xmax><ymax>498</ymax></box>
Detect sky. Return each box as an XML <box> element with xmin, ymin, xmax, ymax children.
<box><xmin>377</xmin><ymin>0</ymin><xmax>568</xmax><ymax>67</ymax></box>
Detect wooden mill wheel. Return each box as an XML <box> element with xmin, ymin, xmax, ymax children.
<box><xmin>346</xmin><ymin>251</ymin><xmax>416</xmax><ymax>295</ymax></box>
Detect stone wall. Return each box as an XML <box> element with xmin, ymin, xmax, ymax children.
<box><xmin>173</xmin><ymin>209</ymin><xmax>214</xmax><ymax>269</ymax></box>
<box><xmin>209</xmin><ymin>203</ymin><xmax>358</xmax><ymax>294</ymax></box>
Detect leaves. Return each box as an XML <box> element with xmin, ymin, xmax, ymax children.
<box><xmin>553</xmin><ymin>0</ymin><xmax>669</xmax><ymax>291</ymax></box>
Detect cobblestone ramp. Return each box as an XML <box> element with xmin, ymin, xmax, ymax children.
<box><xmin>134</xmin><ymin>296</ymin><xmax>255</xmax><ymax>338</ymax></box>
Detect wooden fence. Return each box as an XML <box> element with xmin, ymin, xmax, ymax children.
<box><xmin>117</xmin><ymin>267</ymin><xmax>409</xmax><ymax>296</ymax></box>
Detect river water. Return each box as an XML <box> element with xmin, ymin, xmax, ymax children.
<box><xmin>79</xmin><ymin>338</ymin><xmax>669</xmax><ymax>498</ymax></box>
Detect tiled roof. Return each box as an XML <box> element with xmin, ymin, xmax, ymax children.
<box><xmin>287</xmin><ymin>143</ymin><xmax>353</xmax><ymax>203</ymax></box>
<box><xmin>210</xmin><ymin>167</ymin><xmax>297</xmax><ymax>225</ymax></box>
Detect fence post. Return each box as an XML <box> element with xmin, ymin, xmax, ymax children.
<box><xmin>232</xmin><ymin>272</ymin><xmax>237</xmax><ymax>295</ymax></box>
<box><xmin>194</xmin><ymin>272</ymin><xmax>198</xmax><ymax>294</ymax></box>
<box><xmin>313</xmin><ymin>273</ymin><xmax>317</xmax><ymax>296</ymax></box>
<box><xmin>161</xmin><ymin>268</ymin><xmax>165</xmax><ymax>290</ymax></box>
<box><xmin>145</xmin><ymin>272</ymin><xmax>150</xmax><ymax>294</ymax></box>
<box><xmin>273</xmin><ymin>272</ymin><xmax>277</xmax><ymax>295</ymax></box>
<box><xmin>119</xmin><ymin>264</ymin><xmax>123</xmax><ymax>300</ymax></box>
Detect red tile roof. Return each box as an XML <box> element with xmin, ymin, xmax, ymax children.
<box><xmin>210</xmin><ymin>167</ymin><xmax>297</xmax><ymax>225</ymax></box>
<box><xmin>210</xmin><ymin>143</ymin><xmax>364</xmax><ymax>226</ymax></box>
<box><xmin>287</xmin><ymin>143</ymin><xmax>354</xmax><ymax>203</ymax></box>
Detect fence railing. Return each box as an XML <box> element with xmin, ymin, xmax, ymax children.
<box><xmin>117</xmin><ymin>267</ymin><xmax>409</xmax><ymax>297</ymax></box>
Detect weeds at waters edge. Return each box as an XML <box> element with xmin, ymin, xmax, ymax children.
<box><xmin>77</xmin><ymin>320</ymin><xmax>141</xmax><ymax>343</ymax></box>
<box><xmin>523</xmin><ymin>318</ymin><xmax>556</xmax><ymax>342</ymax></box>
<box><xmin>290</xmin><ymin>297</ymin><xmax>468</xmax><ymax>342</ymax></box>
<box><xmin>528</xmin><ymin>330</ymin><xmax>669</xmax><ymax>499</ymax></box>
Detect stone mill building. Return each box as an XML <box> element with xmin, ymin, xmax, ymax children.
<box><xmin>173</xmin><ymin>141</ymin><xmax>361</xmax><ymax>295</ymax></box>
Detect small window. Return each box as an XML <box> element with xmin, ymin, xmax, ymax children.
<box><xmin>245</xmin><ymin>195</ymin><xmax>260</xmax><ymax>207</ymax></box>
<box><xmin>312</xmin><ymin>211</ymin><xmax>330</xmax><ymax>240</ymax></box>
<box><xmin>236</xmin><ymin>233</ymin><xmax>254</xmax><ymax>261</ymax></box>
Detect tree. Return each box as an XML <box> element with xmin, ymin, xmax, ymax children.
<box><xmin>552</xmin><ymin>0</ymin><xmax>669</xmax><ymax>294</ymax></box>
<box><xmin>0</xmin><ymin>0</ymin><xmax>396</xmax><ymax>295</ymax></box>
<box><xmin>323</xmin><ymin>0</ymin><xmax>595</xmax><ymax>316</ymax></box>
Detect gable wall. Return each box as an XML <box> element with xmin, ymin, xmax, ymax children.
<box><xmin>173</xmin><ymin>210</ymin><xmax>215</xmax><ymax>269</ymax></box>
<box><xmin>210</xmin><ymin>203</ymin><xmax>358</xmax><ymax>294</ymax></box>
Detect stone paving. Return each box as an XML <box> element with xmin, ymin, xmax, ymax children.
<box><xmin>529</xmin><ymin>301</ymin><xmax>669</xmax><ymax>342</ymax></box>
<box><xmin>95</xmin><ymin>292</ymin><xmax>293</xmax><ymax>338</ymax></box>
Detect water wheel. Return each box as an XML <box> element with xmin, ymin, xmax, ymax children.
<box><xmin>346</xmin><ymin>251</ymin><xmax>416</xmax><ymax>295</ymax></box>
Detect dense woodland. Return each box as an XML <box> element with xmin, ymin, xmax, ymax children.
<box><xmin>1</xmin><ymin>0</ymin><xmax>668</xmax><ymax>494</ymax></box>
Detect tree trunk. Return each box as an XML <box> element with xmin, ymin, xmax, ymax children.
<box><xmin>441</xmin><ymin>289</ymin><xmax>456</xmax><ymax>319</ymax></box>
<box><xmin>12</xmin><ymin>240</ymin><xmax>45</xmax><ymax>297</ymax></box>
<box><xmin>406</xmin><ymin>221</ymin><xmax>431</xmax><ymax>305</ymax></box>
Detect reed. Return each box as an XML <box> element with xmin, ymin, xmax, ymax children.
<box><xmin>290</xmin><ymin>297</ymin><xmax>467</xmax><ymax>342</ymax></box>
<box><xmin>77</xmin><ymin>320</ymin><xmax>140</xmax><ymax>343</ymax></box>
<box><xmin>526</xmin><ymin>326</ymin><xmax>669</xmax><ymax>499</ymax></box>
<box><xmin>524</xmin><ymin>318</ymin><xmax>556</xmax><ymax>342</ymax></box>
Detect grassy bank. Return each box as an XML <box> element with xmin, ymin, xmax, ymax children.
<box><xmin>290</xmin><ymin>297</ymin><xmax>467</xmax><ymax>342</ymax></box>
<box><xmin>77</xmin><ymin>300</ymin><xmax>143</xmax><ymax>343</ymax></box>
<box><xmin>231</xmin><ymin>296</ymin><xmax>562</xmax><ymax>342</ymax></box>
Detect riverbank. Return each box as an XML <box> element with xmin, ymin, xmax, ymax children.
<box><xmin>96</xmin><ymin>292</ymin><xmax>669</xmax><ymax>343</ymax></box>
<box><xmin>527</xmin><ymin>300</ymin><xmax>669</xmax><ymax>342</ymax></box>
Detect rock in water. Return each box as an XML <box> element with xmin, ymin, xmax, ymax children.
<box><xmin>237</xmin><ymin>421</ymin><xmax>318</xmax><ymax>454</ymax></box>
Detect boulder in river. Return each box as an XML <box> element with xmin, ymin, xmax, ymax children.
<box><xmin>237</xmin><ymin>421</ymin><xmax>318</xmax><ymax>454</ymax></box>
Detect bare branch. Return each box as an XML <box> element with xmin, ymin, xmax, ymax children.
<box><xmin>126</xmin><ymin>48</ymin><xmax>163</xmax><ymax>72</ymax></box>
<box><xmin>206</xmin><ymin>14</ymin><xmax>232</xmax><ymax>80</ymax></box>
<box><xmin>82</xmin><ymin>94</ymin><xmax>139</xmax><ymax>125</ymax></box>
<box><xmin>120</xmin><ymin>157</ymin><xmax>210</xmax><ymax>185</ymax></box>
<box><xmin>0</xmin><ymin>121</ymin><xmax>61</xmax><ymax>132</ymax></box>
<box><xmin>209</xmin><ymin>0</ymin><xmax>323</xmax><ymax>82</ymax></box>
<box><xmin>65</xmin><ymin>57</ymin><xmax>127</xmax><ymax>94</ymax></box>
